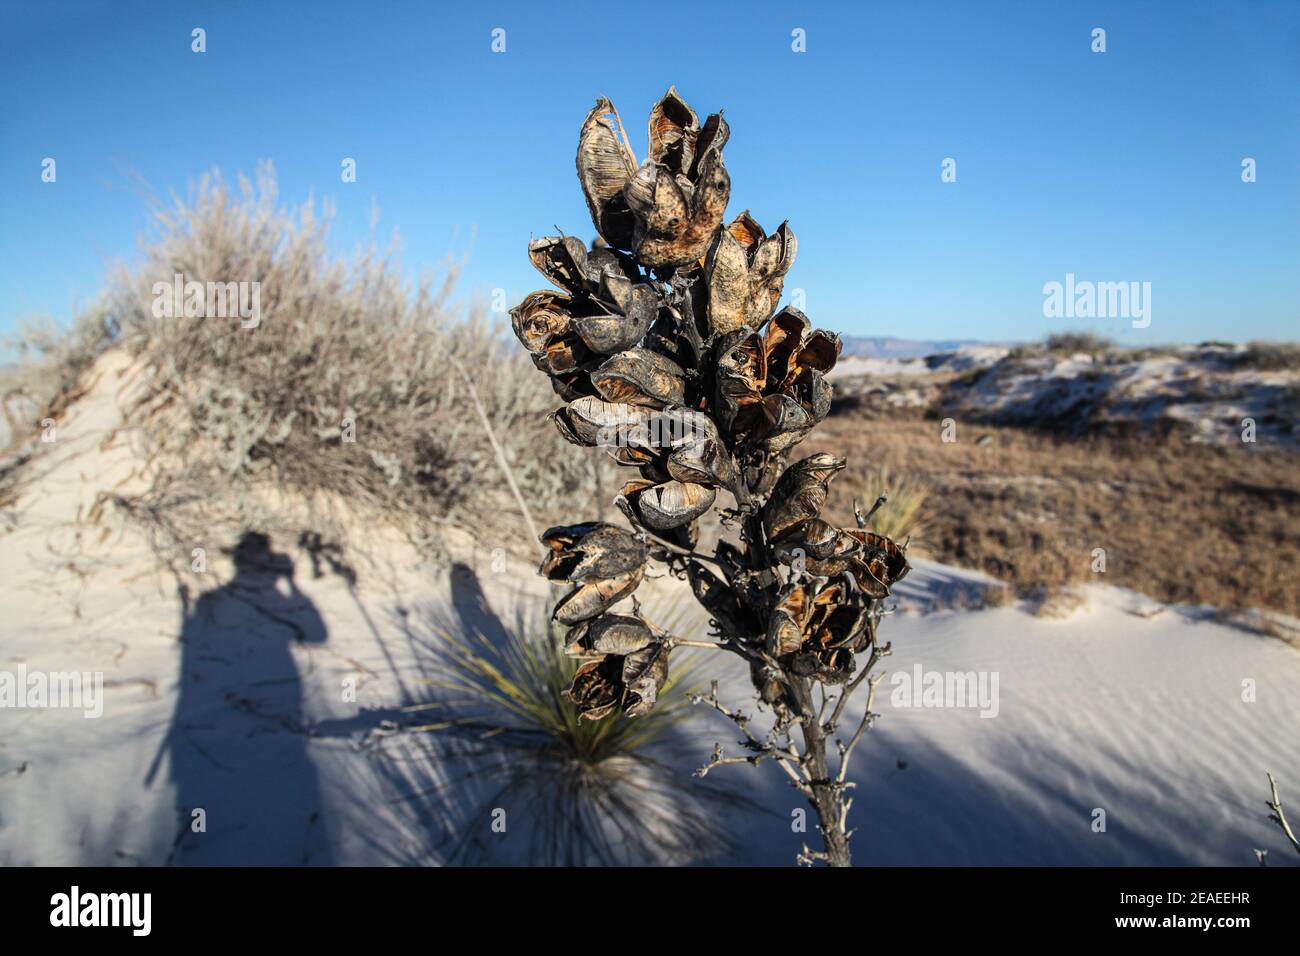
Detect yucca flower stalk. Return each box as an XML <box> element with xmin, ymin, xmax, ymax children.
<box><xmin>511</xmin><ymin>87</ymin><xmax>911</xmax><ymax>866</ymax></box>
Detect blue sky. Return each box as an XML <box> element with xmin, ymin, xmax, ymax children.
<box><xmin>1</xmin><ymin>0</ymin><xmax>1297</xmax><ymax>352</ymax></box>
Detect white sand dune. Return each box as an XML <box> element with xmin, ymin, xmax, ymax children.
<box><xmin>832</xmin><ymin>343</ymin><xmax>1300</xmax><ymax>446</ymax></box>
<box><xmin>1</xmin><ymin>353</ymin><xmax>1297</xmax><ymax>866</ymax></box>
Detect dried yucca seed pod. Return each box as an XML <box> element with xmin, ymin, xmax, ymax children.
<box><xmin>552</xmin><ymin>570</ymin><xmax>645</xmax><ymax>625</ymax></box>
<box><xmin>585</xmin><ymin>243</ymin><xmax>642</xmax><ymax>290</ymax></box>
<box><xmin>619</xmin><ymin>642</ymin><xmax>670</xmax><ymax>717</ymax></box>
<box><xmin>540</xmin><ymin>524</ymin><xmax>648</xmax><ymax>625</ymax></box>
<box><xmin>563</xmin><ymin>642</ymin><xmax>670</xmax><ymax>720</ymax></box>
<box><xmin>769</xmin><ymin>517</ymin><xmax>849</xmax><ymax>568</ymax></box>
<box><xmin>647</xmin><ymin>86</ymin><xmax>700</xmax><ymax>175</ymax></box>
<box><xmin>763</xmin><ymin>308</ymin><xmax>840</xmax><ymax>387</ymax></box>
<box><xmin>790</xmin><ymin>645</ymin><xmax>855</xmax><ymax>685</ymax></box>
<box><xmin>511</xmin><ymin>290</ymin><xmax>575</xmax><ymax>353</ymax></box>
<box><xmin>573</xmin><ymin>282</ymin><xmax>657</xmax><ymax>354</ymax></box>
<box><xmin>529</xmin><ymin>235</ymin><xmax>641</xmax><ymax>297</ymax></box>
<box><xmin>577</xmin><ymin>98</ymin><xmax>639</xmax><ymax>250</ymax></box>
<box><xmin>562</xmin><ymin>403</ymin><xmax>727</xmax><ymax>475</ymax></box>
<box><xmin>563</xmin><ymin>613</ymin><xmax>657</xmax><ymax>657</ymax></box>
<box><xmin>592</xmin><ymin>348</ymin><xmax>687</xmax><ymax>408</ymax></box>
<box><xmin>564</xmin><ymin>656</ymin><xmax>622</xmax><ymax>721</ymax></box>
<box><xmin>763</xmin><ymin>306</ymin><xmax>812</xmax><ymax>385</ymax></box>
<box><xmin>755</xmin><ymin>392</ymin><xmax>815</xmax><ymax>452</ymax></box>
<box><xmin>768</xmin><ymin>581</ymin><xmax>811</xmax><ymax>656</ymax></box>
<box><xmin>709</xmin><ymin>309</ymin><xmax>839</xmax><ymax>452</ymax></box>
<box><xmin>713</xmin><ymin>328</ymin><xmax>766</xmax><ymax>433</ymax></box>
<box><xmin>615</xmin><ymin>477</ymin><xmax>715</xmax><ymax>531</ymax></box>
<box><xmin>552</xmin><ymin>397</ymin><xmax>653</xmax><ymax>452</ymax></box>
<box><xmin>527</xmin><ymin>236</ymin><xmax>591</xmax><ymax>295</ymax></box>
<box><xmin>705</xmin><ymin>213</ymin><xmax>797</xmax><ymax>335</ymax></box>
<box><xmin>761</xmin><ymin>314</ymin><xmax>840</xmax><ymax>443</ymax></box>
<box><xmin>688</xmin><ymin>110</ymin><xmax>730</xmax><ymax>181</ymax></box>
<box><xmin>624</xmin><ymin>149</ymin><xmax>731</xmax><ymax>270</ymax></box>
<box><xmin>771</xmin><ymin>521</ymin><xmax>912</xmax><ymax>598</ymax></box>
<box><xmin>540</xmin><ymin>523</ymin><xmax>648</xmax><ymax>581</ymax></box>
<box><xmin>768</xmin><ymin>580</ymin><xmax>868</xmax><ymax>658</ymax></box>
<box><xmin>703</xmin><ymin>221</ymin><xmax>752</xmax><ymax>337</ymax></box>
<box><xmin>797</xmin><ymin>328</ymin><xmax>841</xmax><ymax>379</ymax></box>
<box><xmin>843</xmin><ymin>529</ymin><xmax>912</xmax><ymax>597</ymax></box>
<box><xmin>762</xmin><ymin>453</ymin><xmax>846</xmax><ymax>542</ymax></box>
<box><xmin>805</xmin><ymin>582</ymin><xmax>871</xmax><ymax>651</ymax></box>
<box><xmin>529</xmin><ymin>334</ymin><xmax>590</xmax><ymax>377</ymax></box>
<box><xmin>662</xmin><ymin>410</ymin><xmax>733</xmax><ymax>488</ymax></box>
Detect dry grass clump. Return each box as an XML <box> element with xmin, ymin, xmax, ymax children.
<box><xmin>980</xmin><ymin>581</ymin><xmax>1015</xmax><ymax>608</ymax></box>
<box><xmin>832</xmin><ymin>463</ymin><xmax>929</xmax><ymax>544</ymax></box>
<box><xmin>819</xmin><ymin>409</ymin><xmax>1300</xmax><ymax>616</ymax></box>
<box><xmin>93</xmin><ymin>164</ymin><xmax>598</xmax><ymax>561</ymax></box>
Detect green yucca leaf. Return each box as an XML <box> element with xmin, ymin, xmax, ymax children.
<box><xmin>408</xmin><ymin>587</ymin><xmax>752</xmax><ymax>865</ymax></box>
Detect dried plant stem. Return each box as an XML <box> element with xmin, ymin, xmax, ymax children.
<box><xmin>693</xmin><ymin>681</ymin><xmax>809</xmax><ymax>793</ymax></box>
<box><xmin>449</xmin><ymin>357</ymin><xmax>542</xmax><ymax>553</ymax></box>
<box><xmin>1266</xmin><ymin>772</ymin><xmax>1300</xmax><ymax>856</ymax></box>
<box><xmin>649</xmin><ymin>536</ymin><xmax>728</xmax><ymax>568</ymax></box>
<box><xmin>837</xmin><ymin>672</ymin><xmax>886</xmax><ymax>785</ymax></box>
<box><xmin>789</xmin><ymin>677</ymin><xmax>851</xmax><ymax>866</ymax></box>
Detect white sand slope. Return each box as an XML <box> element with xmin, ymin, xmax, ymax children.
<box><xmin>0</xmin><ymin>353</ymin><xmax>1297</xmax><ymax>866</ymax></box>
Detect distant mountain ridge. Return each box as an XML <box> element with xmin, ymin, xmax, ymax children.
<box><xmin>838</xmin><ymin>335</ymin><xmax>991</xmax><ymax>359</ymax></box>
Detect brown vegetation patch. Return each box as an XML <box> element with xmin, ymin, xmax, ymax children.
<box><xmin>817</xmin><ymin>409</ymin><xmax>1300</xmax><ymax>616</ymax></box>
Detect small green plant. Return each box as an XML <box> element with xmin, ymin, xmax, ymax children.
<box><xmin>417</xmin><ymin>596</ymin><xmax>741</xmax><ymax>865</ymax></box>
<box><xmin>426</xmin><ymin>609</ymin><xmax>694</xmax><ymax>761</ymax></box>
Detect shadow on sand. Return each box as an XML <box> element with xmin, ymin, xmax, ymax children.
<box><xmin>142</xmin><ymin>540</ymin><xmax>1263</xmax><ymax>866</ymax></box>
<box><xmin>148</xmin><ymin>531</ymin><xmax>333</xmax><ymax>865</ymax></box>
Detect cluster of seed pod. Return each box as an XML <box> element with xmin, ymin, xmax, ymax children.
<box><xmin>512</xmin><ymin>88</ymin><xmax>910</xmax><ymax>722</ymax></box>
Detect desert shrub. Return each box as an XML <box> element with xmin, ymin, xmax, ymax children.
<box><xmin>1127</xmin><ymin>346</ymin><xmax>1176</xmax><ymax>362</ymax></box>
<box><xmin>1043</xmin><ymin>332</ymin><xmax>1114</xmax><ymax>356</ymax></box>
<box><xmin>2</xmin><ymin>309</ymin><xmax>115</xmax><ymax>449</ymax></box>
<box><xmin>1233</xmin><ymin>341</ymin><xmax>1300</xmax><ymax>372</ymax></box>
<box><xmin>97</xmin><ymin>163</ymin><xmax>598</xmax><ymax>559</ymax></box>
